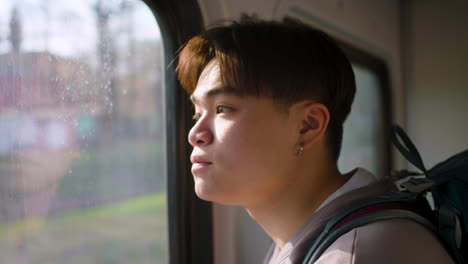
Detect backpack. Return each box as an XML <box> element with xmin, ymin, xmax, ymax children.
<box><xmin>302</xmin><ymin>124</ymin><xmax>468</xmax><ymax>264</ymax></box>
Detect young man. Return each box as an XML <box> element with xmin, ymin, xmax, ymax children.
<box><xmin>176</xmin><ymin>20</ymin><xmax>453</xmax><ymax>263</ymax></box>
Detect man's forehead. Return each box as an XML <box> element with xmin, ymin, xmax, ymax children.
<box><xmin>190</xmin><ymin>85</ymin><xmax>244</xmax><ymax>104</ymax></box>
<box><xmin>190</xmin><ymin>60</ymin><xmax>244</xmax><ymax>103</ymax></box>
<box><xmin>198</xmin><ymin>59</ymin><xmax>221</xmax><ymax>84</ymax></box>
<box><xmin>192</xmin><ymin>61</ymin><xmax>222</xmax><ymax>98</ymax></box>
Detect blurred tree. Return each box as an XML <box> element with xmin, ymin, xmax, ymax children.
<box><xmin>9</xmin><ymin>6</ymin><xmax>22</xmax><ymax>54</ymax></box>
<box><xmin>94</xmin><ymin>0</ymin><xmax>119</xmax><ymax>139</ymax></box>
<box><xmin>41</xmin><ymin>0</ymin><xmax>51</xmax><ymax>51</ymax></box>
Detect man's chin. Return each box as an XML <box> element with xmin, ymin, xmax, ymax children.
<box><xmin>194</xmin><ymin>185</ymin><xmax>242</xmax><ymax>206</ymax></box>
<box><xmin>194</xmin><ymin>183</ymin><xmax>216</xmax><ymax>202</ymax></box>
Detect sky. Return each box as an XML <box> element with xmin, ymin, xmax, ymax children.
<box><xmin>0</xmin><ymin>0</ymin><xmax>161</xmax><ymax>58</ymax></box>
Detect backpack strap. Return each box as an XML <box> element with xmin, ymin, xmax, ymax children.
<box><xmin>390</xmin><ymin>125</ymin><xmax>428</xmax><ymax>174</ymax></box>
<box><xmin>439</xmin><ymin>201</ymin><xmax>465</xmax><ymax>262</ymax></box>
<box><xmin>302</xmin><ymin>207</ymin><xmax>436</xmax><ymax>264</ymax></box>
<box><xmin>302</xmin><ymin>196</ymin><xmax>438</xmax><ymax>264</ymax></box>
<box><xmin>302</xmin><ymin>199</ymin><xmax>465</xmax><ymax>264</ymax></box>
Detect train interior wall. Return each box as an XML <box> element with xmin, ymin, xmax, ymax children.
<box><xmin>404</xmin><ymin>0</ymin><xmax>468</xmax><ymax>168</ymax></box>
<box><xmin>197</xmin><ymin>0</ymin><xmax>467</xmax><ymax>263</ymax></box>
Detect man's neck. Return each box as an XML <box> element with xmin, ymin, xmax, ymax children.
<box><xmin>245</xmin><ymin>164</ymin><xmax>350</xmax><ymax>249</ymax></box>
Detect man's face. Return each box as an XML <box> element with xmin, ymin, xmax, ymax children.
<box><xmin>188</xmin><ymin>61</ymin><xmax>300</xmax><ymax>207</ymax></box>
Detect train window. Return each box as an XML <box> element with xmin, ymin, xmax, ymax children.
<box><xmin>0</xmin><ymin>1</ymin><xmax>168</xmax><ymax>263</ymax></box>
<box><xmin>338</xmin><ymin>61</ymin><xmax>390</xmax><ymax>177</ymax></box>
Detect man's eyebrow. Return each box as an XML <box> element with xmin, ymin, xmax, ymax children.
<box><xmin>190</xmin><ymin>86</ymin><xmax>244</xmax><ymax>103</ymax></box>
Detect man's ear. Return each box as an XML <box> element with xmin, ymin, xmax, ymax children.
<box><xmin>298</xmin><ymin>103</ymin><xmax>330</xmax><ymax>150</ymax></box>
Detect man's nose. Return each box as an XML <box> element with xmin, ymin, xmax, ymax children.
<box><xmin>188</xmin><ymin>122</ymin><xmax>213</xmax><ymax>147</ymax></box>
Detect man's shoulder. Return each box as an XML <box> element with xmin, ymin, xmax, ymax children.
<box><xmin>315</xmin><ymin>218</ymin><xmax>454</xmax><ymax>264</ymax></box>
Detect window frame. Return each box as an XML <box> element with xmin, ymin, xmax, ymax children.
<box><xmin>144</xmin><ymin>1</ymin><xmax>212</xmax><ymax>264</ymax></box>
<box><xmin>144</xmin><ymin>6</ymin><xmax>393</xmax><ymax>262</ymax></box>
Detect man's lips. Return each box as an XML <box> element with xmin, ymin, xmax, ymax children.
<box><xmin>190</xmin><ymin>156</ymin><xmax>213</xmax><ymax>164</ymax></box>
<box><xmin>191</xmin><ymin>156</ymin><xmax>213</xmax><ymax>173</ymax></box>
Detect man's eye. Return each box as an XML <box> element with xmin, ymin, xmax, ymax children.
<box><xmin>216</xmin><ymin>105</ymin><xmax>233</xmax><ymax>114</ymax></box>
<box><xmin>192</xmin><ymin>113</ymin><xmax>201</xmax><ymax>121</ymax></box>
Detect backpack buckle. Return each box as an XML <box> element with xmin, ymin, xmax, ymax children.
<box><xmin>397</xmin><ymin>176</ymin><xmax>434</xmax><ymax>193</ymax></box>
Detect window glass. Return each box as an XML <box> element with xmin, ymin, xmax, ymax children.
<box><xmin>339</xmin><ymin>64</ymin><xmax>384</xmax><ymax>176</ymax></box>
<box><xmin>0</xmin><ymin>1</ymin><xmax>168</xmax><ymax>263</ymax></box>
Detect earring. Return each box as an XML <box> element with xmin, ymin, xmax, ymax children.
<box><xmin>298</xmin><ymin>144</ymin><xmax>304</xmax><ymax>156</ymax></box>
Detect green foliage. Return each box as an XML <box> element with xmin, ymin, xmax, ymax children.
<box><xmin>0</xmin><ymin>193</ymin><xmax>169</xmax><ymax>264</ymax></box>
<box><xmin>56</xmin><ymin>139</ymin><xmax>165</xmax><ymax>200</ymax></box>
